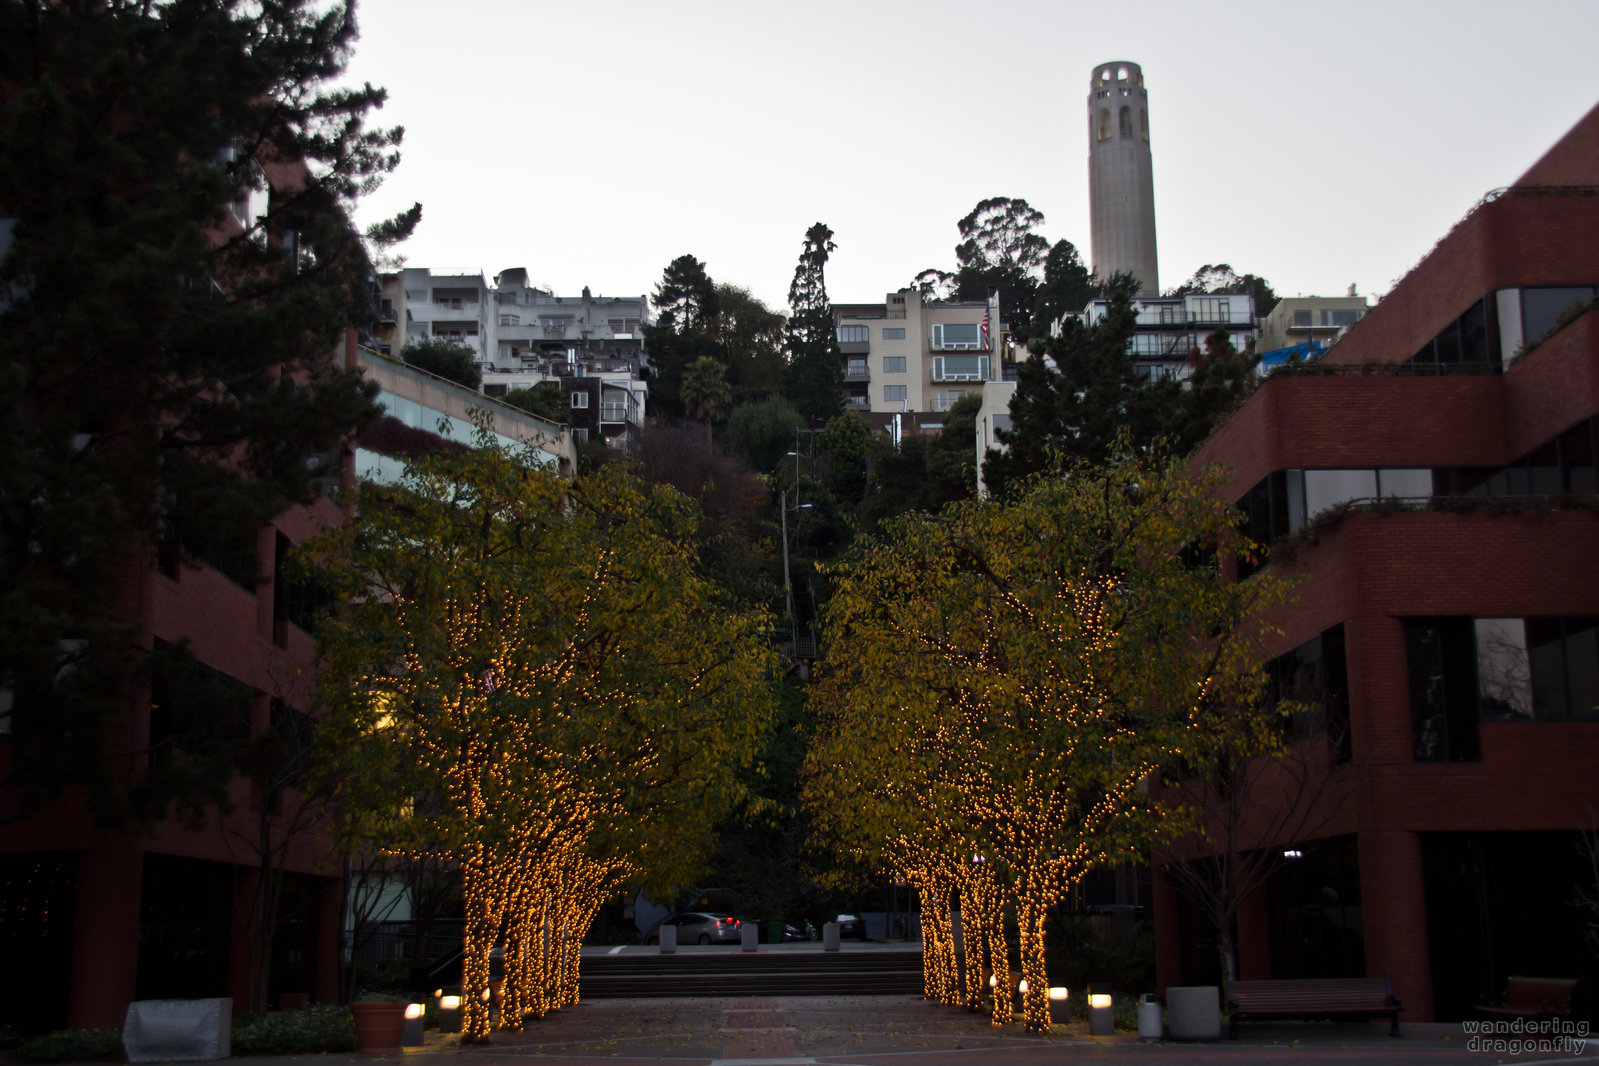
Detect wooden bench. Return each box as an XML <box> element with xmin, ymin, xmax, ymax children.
<box><xmin>1226</xmin><ymin>978</ymin><xmax>1402</xmax><ymax>1038</ymax></box>
<box><xmin>1475</xmin><ymin>976</ymin><xmax>1579</xmax><ymax>1021</ymax></box>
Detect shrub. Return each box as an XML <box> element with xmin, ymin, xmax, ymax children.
<box><xmin>231</xmin><ymin>1005</ymin><xmax>356</xmax><ymax>1055</ymax></box>
<box><xmin>17</xmin><ymin>1028</ymin><xmax>123</xmax><ymax>1063</ymax></box>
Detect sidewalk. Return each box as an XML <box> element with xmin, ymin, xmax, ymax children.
<box><xmin>219</xmin><ymin>995</ymin><xmax>1597</xmax><ymax>1066</ymax></box>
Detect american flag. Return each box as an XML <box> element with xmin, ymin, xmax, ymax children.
<box><xmin>980</xmin><ymin>309</ymin><xmax>991</xmax><ymax>350</ymax></box>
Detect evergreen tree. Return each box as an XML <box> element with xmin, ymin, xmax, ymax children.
<box><xmin>642</xmin><ymin>254</ymin><xmax>719</xmax><ymax>421</ymax></box>
<box><xmin>783</xmin><ymin>222</ymin><xmax>842</xmax><ymax>423</ymax></box>
<box><xmin>0</xmin><ymin>0</ymin><xmax>418</xmax><ymax>819</ymax></box>
<box><xmin>983</xmin><ymin>276</ymin><xmax>1175</xmax><ymax>495</ymax></box>
<box><xmin>984</xmin><ymin>277</ymin><xmax>1259</xmax><ymax>496</ymax></box>
<box><xmin>1032</xmin><ymin>239</ymin><xmax>1095</xmax><ymax>337</ymax></box>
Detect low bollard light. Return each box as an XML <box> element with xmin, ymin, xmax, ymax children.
<box><xmin>437</xmin><ymin>994</ymin><xmax>462</xmax><ymax>1034</ymax></box>
<box><xmin>1089</xmin><ymin>983</ymin><xmax>1114</xmax><ymax>1036</ymax></box>
<box><xmin>1049</xmin><ymin>986</ymin><xmax>1069</xmax><ymax>1024</ymax></box>
<box><xmin>401</xmin><ymin>1003</ymin><xmax>425</xmax><ymax>1046</ymax></box>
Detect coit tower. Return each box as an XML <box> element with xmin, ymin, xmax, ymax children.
<box><xmin>1087</xmin><ymin>60</ymin><xmax>1159</xmax><ymax>296</ymax></box>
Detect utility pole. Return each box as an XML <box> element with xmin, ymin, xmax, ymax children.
<box><xmin>780</xmin><ymin>490</ymin><xmax>794</xmax><ymax>626</ymax></box>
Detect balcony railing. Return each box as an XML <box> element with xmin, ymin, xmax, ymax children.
<box><xmin>600</xmin><ymin>403</ymin><xmax>629</xmax><ymax>423</ymax></box>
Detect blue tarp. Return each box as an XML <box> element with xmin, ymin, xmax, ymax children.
<box><xmin>1257</xmin><ymin>341</ymin><xmax>1326</xmax><ymax>370</ymax></box>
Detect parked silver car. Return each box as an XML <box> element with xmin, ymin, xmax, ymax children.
<box><xmin>644</xmin><ymin>911</ymin><xmax>741</xmax><ymax>945</ymax></box>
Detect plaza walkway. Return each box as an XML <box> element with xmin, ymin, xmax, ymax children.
<box><xmin>239</xmin><ymin>995</ymin><xmax>1594</xmax><ymax>1066</ymax></box>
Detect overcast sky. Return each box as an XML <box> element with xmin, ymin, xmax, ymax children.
<box><xmin>340</xmin><ymin>0</ymin><xmax>1599</xmax><ymax>316</ymax></box>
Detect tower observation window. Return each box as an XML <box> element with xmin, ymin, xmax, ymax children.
<box><xmin>1120</xmin><ymin>106</ymin><xmax>1132</xmax><ymax>137</ymax></box>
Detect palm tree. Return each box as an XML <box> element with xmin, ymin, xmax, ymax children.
<box><xmin>680</xmin><ymin>357</ymin><xmax>731</xmax><ymax>441</ymax></box>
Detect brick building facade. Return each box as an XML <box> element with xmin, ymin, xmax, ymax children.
<box><xmin>1159</xmin><ymin>102</ymin><xmax>1599</xmax><ymax>1021</ymax></box>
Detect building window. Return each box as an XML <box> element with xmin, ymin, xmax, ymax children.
<box><xmin>570</xmin><ymin>392</ymin><xmax>588</xmax><ymax>409</ymax></box>
<box><xmin>1292</xmin><ymin>309</ymin><xmax>1313</xmax><ymax>328</ymax></box>
<box><xmin>1140</xmin><ymin>109</ymin><xmax>1149</xmax><ymax>141</ymax></box>
<box><xmin>931</xmin><ymin>322</ymin><xmax>982</xmax><ymax>350</ymax></box>
<box><xmin>883</xmin><ymin>327</ymin><xmax>906</xmax><ymax>340</ymax></box>
<box><xmin>932</xmin><ymin>355</ymin><xmax>988</xmax><ymax>381</ymax></box>
<box><xmin>883</xmin><ymin>356</ymin><xmax>906</xmax><ymax>373</ymax></box>
<box><xmin>837</xmin><ymin>324</ymin><xmax>869</xmax><ymax>345</ymax></box>
<box><xmin>847</xmin><ymin>358</ymin><xmax>867</xmax><ymax>378</ymax></box>
<box><xmin>500</xmin><ymin>313</ymin><xmax>519</xmax><ymax>326</ymax></box>
<box><xmin>1119</xmin><ymin>105</ymin><xmax>1132</xmax><ymax>137</ymax></box>
<box><xmin>1408</xmin><ymin>296</ymin><xmax>1497</xmax><ymax>368</ymax></box>
<box><xmin>1266</xmin><ymin>624</ymin><xmax>1352</xmax><ymax>761</ymax></box>
<box><xmin>934</xmin><ymin>390</ymin><xmax>967</xmax><ymax>411</ymax></box>
<box><xmin>572</xmin><ymin>428</ymin><xmax>588</xmax><ymax>444</ymax></box>
<box><xmin>1522</xmin><ymin>286</ymin><xmax>1598</xmax><ymax>344</ymax></box>
<box><xmin>1404</xmin><ymin>617</ymin><xmax>1481</xmax><ymax>763</ymax></box>
<box><xmin>1098</xmin><ymin>107</ymin><xmax>1111</xmax><ymax>141</ymax></box>
<box><xmin>1191</xmin><ymin>297</ymin><xmax>1230</xmax><ymax>324</ymax></box>
<box><xmin>883</xmin><ymin>385</ymin><xmax>907</xmax><ymax>404</ymax></box>
<box><xmin>1526</xmin><ymin>617</ymin><xmax>1599</xmax><ymax>720</ymax></box>
<box><xmin>1322</xmin><ymin>308</ymin><xmax>1363</xmax><ymax>327</ymax></box>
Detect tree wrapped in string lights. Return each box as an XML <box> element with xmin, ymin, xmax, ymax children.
<box><xmin>804</xmin><ymin>448</ymin><xmax>1293</xmax><ymax>1032</ymax></box>
<box><xmin>309</xmin><ymin>425</ymin><xmax>777</xmax><ymax>1041</ymax></box>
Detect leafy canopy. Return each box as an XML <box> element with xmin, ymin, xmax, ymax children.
<box><xmin>401</xmin><ymin>336</ymin><xmax>481</xmax><ymax>390</ymax></box>
<box><xmin>307</xmin><ymin>423</ymin><xmax>780</xmax><ymax>899</ymax></box>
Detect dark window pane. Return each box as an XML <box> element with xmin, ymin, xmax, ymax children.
<box><xmin>1459</xmin><ymin>299</ymin><xmax>1489</xmax><ymax>364</ymax></box>
<box><xmin>1566</xmin><ymin>619</ymin><xmax>1599</xmax><ymax>720</ymax></box>
<box><xmin>1454</xmin><ymin>466</ymin><xmax>1494</xmax><ymax>497</ymax></box>
<box><xmin>1269</xmin><ymin>470</ymin><xmax>1290</xmax><ymax>542</ymax></box>
<box><xmin>1405</xmin><ymin>618</ymin><xmax>1479</xmax><ymax>762</ymax></box>
<box><xmin>1435</xmin><ymin>321</ymin><xmax>1462</xmax><ymax>364</ymax></box>
<box><xmin>1527</xmin><ymin>617</ymin><xmax>1568</xmax><ymax>719</ymax></box>
<box><xmin>1528</xmin><ymin>441</ymin><xmax>1561</xmax><ymax>494</ymax></box>
<box><xmin>1561</xmin><ymin>419</ymin><xmax>1597</xmax><ymax>495</ymax></box>
<box><xmin>1324</xmin><ymin>624</ymin><xmax>1351</xmax><ymax>763</ymax></box>
<box><xmin>1522</xmin><ymin>286</ymin><xmax>1597</xmax><ymax>343</ymax></box>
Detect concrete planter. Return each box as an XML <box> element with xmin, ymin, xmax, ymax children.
<box><xmin>822</xmin><ymin>922</ymin><xmax>840</xmax><ymax>951</ymax></box>
<box><xmin>123</xmin><ymin>998</ymin><xmax>231</xmax><ymax>1062</ymax></box>
<box><xmin>740</xmin><ymin>924</ymin><xmax>758</xmax><ymax>951</ymax></box>
<box><xmin>1165</xmin><ymin>985</ymin><xmax>1221</xmax><ymax>1040</ymax></box>
<box><xmin>659</xmin><ymin>924</ymin><xmax>677</xmax><ymax>953</ymax></box>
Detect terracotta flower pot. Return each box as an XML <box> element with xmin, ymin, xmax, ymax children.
<box><xmin>351</xmin><ymin>1001</ymin><xmax>408</xmax><ymax>1053</ymax></box>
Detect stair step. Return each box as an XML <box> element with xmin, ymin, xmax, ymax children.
<box><xmin>578</xmin><ymin>949</ymin><xmax>924</xmax><ymax>999</ymax></box>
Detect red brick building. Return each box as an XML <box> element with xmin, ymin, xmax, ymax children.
<box><xmin>1157</xmin><ymin>103</ymin><xmax>1599</xmax><ymax>1021</ymax></box>
<box><xmin>0</xmin><ymin>375</ymin><xmax>353</xmax><ymax>1032</ymax></box>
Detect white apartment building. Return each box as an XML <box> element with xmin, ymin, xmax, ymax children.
<box><xmin>833</xmin><ymin>289</ymin><xmax>1000</xmax><ymax>416</ymax></box>
<box><xmin>1076</xmin><ymin>291</ymin><xmax>1256</xmax><ymax>381</ymax></box>
<box><xmin>378</xmin><ymin>266</ymin><xmax>653</xmax><ymax>445</ymax></box>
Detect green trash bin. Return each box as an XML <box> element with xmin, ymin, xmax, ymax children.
<box><xmin>766</xmin><ymin>920</ymin><xmax>785</xmax><ymax>944</ymax></box>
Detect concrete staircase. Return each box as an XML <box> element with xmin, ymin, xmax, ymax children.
<box><xmin>578</xmin><ymin>948</ymin><xmax>924</xmax><ymax>998</ymax></box>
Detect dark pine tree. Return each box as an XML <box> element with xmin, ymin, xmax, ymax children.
<box><xmin>0</xmin><ymin>0</ymin><xmax>418</xmax><ymax>821</ymax></box>
<box><xmin>783</xmin><ymin>222</ymin><xmax>842</xmax><ymax>424</ymax></box>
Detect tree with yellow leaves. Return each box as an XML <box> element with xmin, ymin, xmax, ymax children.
<box><xmin>307</xmin><ymin>424</ymin><xmax>778</xmax><ymax>1040</ymax></box>
<box><xmin>804</xmin><ymin>447</ymin><xmax>1293</xmax><ymax>1032</ymax></box>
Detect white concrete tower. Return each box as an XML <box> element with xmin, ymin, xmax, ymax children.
<box><xmin>1087</xmin><ymin>61</ymin><xmax>1159</xmax><ymax>296</ymax></box>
